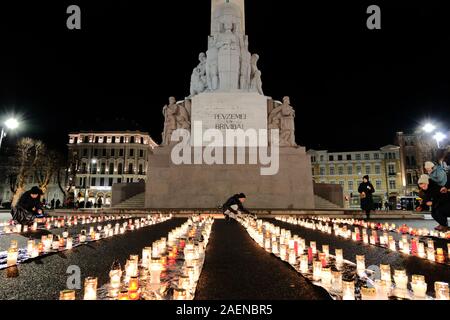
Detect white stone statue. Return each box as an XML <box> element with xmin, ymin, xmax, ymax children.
<box><xmin>240</xmin><ymin>37</ymin><xmax>251</xmax><ymax>90</ymax></box>
<box><xmin>250</xmin><ymin>54</ymin><xmax>263</xmax><ymax>95</ymax></box>
<box><xmin>216</xmin><ymin>16</ymin><xmax>241</xmax><ymax>91</ymax></box>
<box><xmin>190</xmin><ymin>53</ymin><xmax>208</xmax><ymax>97</ymax></box>
<box><xmin>268</xmin><ymin>97</ymin><xmax>296</xmax><ymax>147</ymax></box>
<box><xmin>206</xmin><ymin>36</ymin><xmax>219</xmax><ymax>91</ymax></box>
<box><xmin>162</xmin><ymin>97</ymin><xmax>191</xmax><ymax>145</ymax></box>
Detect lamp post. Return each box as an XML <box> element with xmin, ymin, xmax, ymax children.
<box><xmin>85</xmin><ymin>158</ymin><xmax>97</xmax><ymax>209</ymax></box>
<box><xmin>0</xmin><ymin>118</ymin><xmax>20</xmax><ymax>149</ymax></box>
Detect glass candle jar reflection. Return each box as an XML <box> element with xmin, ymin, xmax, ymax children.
<box><xmin>83</xmin><ymin>277</ymin><xmax>98</xmax><ymax>300</ymax></box>
<box><xmin>59</xmin><ymin>290</ymin><xmax>76</xmax><ymax>300</ymax></box>
<box><xmin>331</xmin><ymin>271</ymin><xmax>343</xmax><ymax>292</ymax></box>
<box><xmin>342</xmin><ymin>281</ymin><xmax>355</xmax><ymax>300</ymax></box>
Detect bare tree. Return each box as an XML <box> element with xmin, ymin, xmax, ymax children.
<box><xmin>9</xmin><ymin>138</ymin><xmax>45</xmax><ymax>206</ymax></box>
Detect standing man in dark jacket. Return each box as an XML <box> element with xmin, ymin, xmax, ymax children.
<box><xmin>222</xmin><ymin>193</ymin><xmax>251</xmax><ymax>221</ymax></box>
<box><xmin>11</xmin><ymin>186</ymin><xmax>44</xmax><ymax>225</ymax></box>
<box><xmin>358</xmin><ymin>175</ymin><xmax>375</xmax><ymax>220</ymax></box>
<box><xmin>416</xmin><ymin>174</ymin><xmax>450</xmax><ymax>231</ymax></box>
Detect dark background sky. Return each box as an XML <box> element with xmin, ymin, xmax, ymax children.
<box><xmin>0</xmin><ymin>0</ymin><xmax>449</xmax><ymax>153</ymax></box>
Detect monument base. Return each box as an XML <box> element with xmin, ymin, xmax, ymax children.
<box><xmin>145</xmin><ymin>146</ymin><xmax>314</xmax><ymax>209</ymax></box>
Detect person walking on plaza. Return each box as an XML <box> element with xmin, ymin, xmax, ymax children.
<box><xmin>55</xmin><ymin>199</ymin><xmax>61</xmax><ymax>209</ymax></box>
<box><xmin>10</xmin><ymin>186</ymin><xmax>45</xmax><ymax>225</ymax></box>
<box><xmin>97</xmin><ymin>197</ymin><xmax>103</xmax><ymax>209</ymax></box>
<box><xmin>384</xmin><ymin>201</ymin><xmax>390</xmax><ymax>212</ymax></box>
<box><xmin>222</xmin><ymin>193</ymin><xmax>252</xmax><ymax>221</ymax></box>
<box><xmin>358</xmin><ymin>175</ymin><xmax>375</xmax><ymax>220</ymax></box>
<box><xmin>416</xmin><ymin>174</ymin><xmax>450</xmax><ymax>232</ymax></box>
<box><xmin>50</xmin><ymin>198</ymin><xmax>55</xmax><ymax>209</ymax></box>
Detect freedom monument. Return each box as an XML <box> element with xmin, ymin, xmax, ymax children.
<box><xmin>146</xmin><ymin>0</ymin><xmax>314</xmax><ymax>209</ymax></box>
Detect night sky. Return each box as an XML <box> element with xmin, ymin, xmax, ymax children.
<box><xmin>0</xmin><ymin>0</ymin><xmax>449</xmax><ymax>153</ymax></box>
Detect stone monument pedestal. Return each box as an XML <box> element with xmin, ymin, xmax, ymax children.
<box><xmin>145</xmin><ymin>146</ymin><xmax>314</xmax><ymax>209</ymax></box>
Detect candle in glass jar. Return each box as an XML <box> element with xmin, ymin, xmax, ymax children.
<box><xmin>436</xmin><ymin>248</ymin><xmax>445</xmax><ymax>263</ymax></box>
<box><xmin>173</xmin><ymin>288</ymin><xmax>188</xmax><ymax>300</ymax></box>
<box><xmin>427</xmin><ymin>247</ymin><xmax>435</xmax><ymax>262</ymax></box>
<box><xmin>288</xmin><ymin>249</ymin><xmax>296</xmax><ymax>265</ymax></box>
<box><xmin>393</xmin><ymin>269</ymin><xmax>408</xmax><ymax>290</ymax></box>
<box><xmin>299</xmin><ymin>255</ymin><xmax>308</xmax><ymax>273</ymax></box>
<box><xmin>356</xmin><ymin>255</ymin><xmax>365</xmax><ymax>276</ymax></box>
<box><xmin>427</xmin><ymin>239</ymin><xmax>434</xmax><ymax>249</ymax></box>
<box><xmin>332</xmin><ymin>271</ymin><xmax>343</xmax><ymax>292</ymax></box>
<box><xmin>310</xmin><ymin>241</ymin><xmax>317</xmax><ymax>254</ymax></box>
<box><xmin>418</xmin><ymin>242</ymin><xmax>426</xmax><ymax>257</ymax></box>
<box><xmin>322</xmin><ymin>245</ymin><xmax>330</xmax><ymax>259</ymax></box>
<box><xmin>411</xmin><ymin>275</ymin><xmax>427</xmax><ymax>299</ymax></box>
<box><xmin>434</xmin><ymin>282</ymin><xmax>449</xmax><ymax>300</ymax></box>
<box><xmin>59</xmin><ymin>290</ymin><xmax>76</xmax><ymax>300</ymax></box>
<box><xmin>27</xmin><ymin>239</ymin><xmax>35</xmax><ymax>254</ymax></box>
<box><xmin>342</xmin><ymin>280</ymin><xmax>355</xmax><ymax>300</ymax></box>
<box><xmin>83</xmin><ymin>277</ymin><xmax>98</xmax><ymax>300</ymax></box>
<box><xmin>142</xmin><ymin>247</ymin><xmax>151</xmax><ymax>268</ymax></box>
<box><xmin>321</xmin><ymin>267</ymin><xmax>332</xmax><ymax>286</ymax></box>
<box><xmin>149</xmin><ymin>259</ymin><xmax>162</xmax><ymax>285</ymax></box>
<box><xmin>128</xmin><ymin>276</ymin><xmax>139</xmax><ymax>292</ymax></box>
<box><xmin>313</xmin><ymin>261</ymin><xmax>322</xmax><ymax>281</ymax></box>
<box><xmin>380</xmin><ymin>264</ymin><xmax>391</xmax><ymax>283</ymax></box>
<box><xmin>7</xmin><ymin>241</ymin><xmax>19</xmax><ymax>267</ymax></box>
<box><xmin>335</xmin><ymin>249</ymin><xmax>344</xmax><ymax>266</ymax></box>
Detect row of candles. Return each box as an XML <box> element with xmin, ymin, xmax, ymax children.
<box><xmin>60</xmin><ymin>216</ymin><xmax>215</xmax><ymax>300</ymax></box>
<box><xmin>309</xmin><ymin>216</ymin><xmax>450</xmax><ymax>240</ymax></box>
<box><xmin>3</xmin><ymin>214</ymin><xmax>172</xmax><ymax>268</ymax></box>
<box><xmin>277</xmin><ymin>216</ymin><xmax>450</xmax><ymax>266</ymax></box>
<box><xmin>238</xmin><ymin>216</ymin><xmax>449</xmax><ymax>300</ymax></box>
<box><xmin>1</xmin><ymin>214</ymin><xmax>137</xmax><ymax>235</ymax></box>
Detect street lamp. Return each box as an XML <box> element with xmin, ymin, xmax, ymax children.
<box><xmin>422</xmin><ymin>123</ymin><xmax>436</xmax><ymax>133</ymax></box>
<box><xmin>0</xmin><ymin>118</ymin><xmax>20</xmax><ymax>149</ymax></box>
<box><xmin>433</xmin><ymin>132</ymin><xmax>446</xmax><ymax>148</ymax></box>
<box><xmin>85</xmin><ymin>158</ymin><xmax>98</xmax><ymax>209</ymax></box>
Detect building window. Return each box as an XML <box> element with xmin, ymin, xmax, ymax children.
<box><xmin>346</xmin><ymin>154</ymin><xmax>352</xmax><ymax>161</ymax></box>
<box><xmin>109</xmin><ymin>178</ymin><xmax>113</xmax><ymax>186</ymax></box>
<box><xmin>356</xmin><ymin>165</ymin><xmax>362</xmax><ymax>175</ymax></box>
<box><xmin>102</xmin><ymin>149</ymin><xmax>107</xmax><ymax>157</ymax></box>
<box><xmin>95</xmin><ymin>136</ymin><xmax>99</xmax><ymax>143</ymax></box>
<box><xmin>356</xmin><ymin>154</ymin><xmax>361</xmax><ymax>161</ymax></box>
<box><xmin>339</xmin><ymin>181</ymin><xmax>345</xmax><ymax>187</ymax></box>
<box><xmin>364</xmin><ymin>154</ymin><xmax>370</xmax><ymax>160</ymax></box>
<box><xmin>100</xmin><ymin>163</ymin><xmax>106</xmax><ymax>174</ymax></box>
<box><xmin>374</xmin><ymin>153</ymin><xmax>380</xmax><ymax>160</ymax></box>
<box><xmin>312</xmin><ymin>168</ymin><xmax>315</xmax><ymax>176</ymax></box>
<box><xmin>320</xmin><ymin>167</ymin><xmax>325</xmax><ymax>176</ymax></box>
<box><xmin>120</xmin><ymin>136</ymin><xmax>124</xmax><ymax>143</ymax></box>
<box><xmin>94</xmin><ymin>149</ymin><xmax>98</xmax><ymax>157</ymax></box>
<box><xmin>100</xmin><ymin>178</ymin><xmax>105</xmax><ymax>186</ymax></box>
<box><xmin>330</xmin><ymin>181</ymin><xmax>336</xmax><ymax>184</ymax></box>
<box><xmin>375</xmin><ymin>165</ymin><xmax>381</xmax><ymax>174</ymax></box>
<box><xmin>83</xmin><ymin>149</ymin><xmax>88</xmax><ymax>157</ymax></box>
<box><xmin>91</xmin><ymin>163</ymin><xmax>97</xmax><ymax>174</ymax></box>
<box><xmin>130</xmin><ymin>149</ymin><xmax>134</xmax><ymax>157</ymax></box>
<box><xmin>388</xmin><ymin>164</ymin><xmax>396</xmax><ymax>175</ymax></box>
<box><xmin>140</xmin><ymin>137</ymin><xmax>144</xmax><ymax>144</ymax></box>
<box><xmin>128</xmin><ymin>163</ymin><xmax>134</xmax><ymax>174</ymax></box>
<box><xmin>329</xmin><ymin>166</ymin><xmax>335</xmax><ymax>175</ymax></box>
<box><xmin>338</xmin><ymin>166</ymin><xmax>344</xmax><ymax>175</ymax></box>
<box><xmin>329</xmin><ymin>155</ymin><xmax>334</xmax><ymax>161</ymax></box>
<box><xmin>407</xmin><ymin>173</ymin><xmax>413</xmax><ymax>185</ymax></box>
<box><xmin>119</xmin><ymin>149</ymin><xmax>124</xmax><ymax>157</ymax></box>
<box><xmin>91</xmin><ymin>178</ymin><xmax>96</xmax><ymax>186</ymax></box>
<box><xmin>376</xmin><ymin>180</ymin><xmax>382</xmax><ymax>190</ymax></box>
<box><xmin>139</xmin><ymin>149</ymin><xmax>144</xmax><ymax>158</ymax></box>
<box><xmin>320</xmin><ymin>155</ymin><xmax>324</xmax><ymax>162</ymax></box>
<box><xmin>118</xmin><ymin>163</ymin><xmax>123</xmax><ymax>175</ymax></box>
<box><xmin>109</xmin><ymin>163</ymin><xmax>114</xmax><ymax>174</ymax></box>
<box><xmin>347</xmin><ymin>166</ymin><xmax>353</xmax><ymax>175</ymax></box>
<box><xmin>104</xmin><ymin>136</ymin><xmax>108</xmax><ymax>143</ymax></box>
<box><xmin>112</xmin><ymin>136</ymin><xmax>116</xmax><ymax>143</ymax></box>
<box><xmin>338</xmin><ymin>155</ymin><xmax>343</xmax><ymax>161</ymax></box>
<box><xmin>111</xmin><ymin>149</ymin><xmax>115</xmax><ymax>157</ymax></box>
<box><xmin>389</xmin><ymin>180</ymin><xmax>396</xmax><ymax>189</ymax></box>
<box><xmin>139</xmin><ymin>164</ymin><xmax>143</xmax><ymax>175</ymax></box>
<box><xmin>365</xmin><ymin>165</ymin><xmax>371</xmax><ymax>174</ymax></box>
<box><xmin>130</xmin><ymin>136</ymin><xmax>135</xmax><ymax>144</ymax></box>
<box><xmin>348</xmin><ymin>181</ymin><xmax>354</xmax><ymax>191</ymax></box>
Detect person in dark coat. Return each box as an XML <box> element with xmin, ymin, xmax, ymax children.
<box><xmin>358</xmin><ymin>175</ymin><xmax>375</xmax><ymax>220</ymax></box>
<box><xmin>416</xmin><ymin>174</ymin><xmax>450</xmax><ymax>231</ymax></box>
<box><xmin>10</xmin><ymin>186</ymin><xmax>44</xmax><ymax>225</ymax></box>
<box><xmin>222</xmin><ymin>193</ymin><xmax>251</xmax><ymax>221</ymax></box>
<box><xmin>55</xmin><ymin>199</ymin><xmax>61</xmax><ymax>209</ymax></box>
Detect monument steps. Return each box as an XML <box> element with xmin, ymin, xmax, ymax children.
<box><xmin>314</xmin><ymin>195</ymin><xmax>342</xmax><ymax>209</ymax></box>
<box><xmin>113</xmin><ymin>192</ymin><xmax>145</xmax><ymax>209</ymax></box>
